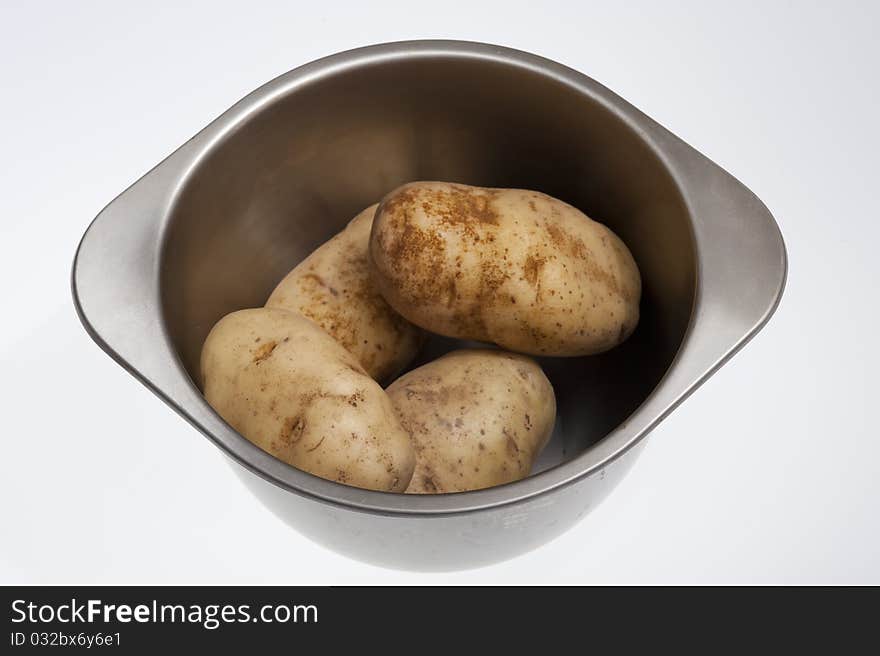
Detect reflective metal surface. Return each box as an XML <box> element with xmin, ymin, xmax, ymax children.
<box><xmin>72</xmin><ymin>41</ymin><xmax>786</xmax><ymax>569</ymax></box>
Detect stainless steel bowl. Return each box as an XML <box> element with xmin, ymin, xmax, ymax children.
<box><xmin>72</xmin><ymin>40</ymin><xmax>786</xmax><ymax>570</ymax></box>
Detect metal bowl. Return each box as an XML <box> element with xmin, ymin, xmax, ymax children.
<box><xmin>72</xmin><ymin>40</ymin><xmax>786</xmax><ymax>570</ymax></box>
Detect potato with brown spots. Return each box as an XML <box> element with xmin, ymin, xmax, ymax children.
<box><xmin>201</xmin><ymin>307</ymin><xmax>415</xmax><ymax>492</ymax></box>
<box><xmin>387</xmin><ymin>349</ymin><xmax>556</xmax><ymax>494</ymax></box>
<box><xmin>369</xmin><ymin>182</ymin><xmax>641</xmax><ymax>356</ymax></box>
<box><xmin>266</xmin><ymin>204</ymin><xmax>423</xmax><ymax>381</ymax></box>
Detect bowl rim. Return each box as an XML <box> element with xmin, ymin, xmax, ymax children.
<box><xmin>72</xmin><ymin>39</ymin><xmax>787</xmax><ymax>516</ymax></box>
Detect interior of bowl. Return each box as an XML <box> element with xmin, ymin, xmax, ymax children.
<box><xmin>160</xmin><ymin>53</ymin><xmax>696</xmax><ymax>475</ymax></box>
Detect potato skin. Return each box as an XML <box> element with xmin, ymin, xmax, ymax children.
<box><xmin>266</xmin><ymin>204</ymin><xmax>423</xmax><ymax>381</ymax></box>
<box><xmin>386</xmin><ymin>349</ymin><xmax>556</xmax><ymax>494</ymax></box>
<box><xmin>369</xmin><ymin>182</ymin><xmax>641</xmax><ymax>356</ymax></box>
<box><xmin>201</xmin><ymin>307</ymin><xmax>415</xmax><ymax>492</ymax></box>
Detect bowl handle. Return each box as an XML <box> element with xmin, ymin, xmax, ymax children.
<box><xmin>666</xmin><ymin>135</ymin><xmax>788</xmax><ymax>384</ymax></box>
<box><xmin>71</xmin><ymin>156</ymin><xmax>192</xmax><ymax>405</ymax></box>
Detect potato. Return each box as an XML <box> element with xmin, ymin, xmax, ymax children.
<box><xmin>369</xmin><ymin>182</ymin><xmax>641</xmax><ymax>356</ymax></box>
<box><xmin>201</xmin><ymin>307</ymin><xmax>415</xmax><ymax>492</ymax></box>
<box><xmin>266</xmin><ymin>204</ymin><xmax>423</xmax><ymax>381</ymax></box>
<box><xmin>387</xmin><ymin>349</ymin><xmax>556</xmax><ymax>494</ymax></box>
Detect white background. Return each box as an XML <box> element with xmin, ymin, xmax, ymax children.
<box><xmin>2</xmin><ymin>0</ymin><xmax>878</xmax><ymax>584</ymax></box>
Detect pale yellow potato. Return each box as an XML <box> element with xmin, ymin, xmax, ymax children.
<box><xmin>370</xmin><ymin>182</ymin><xmax>641</xmax><ymax>356</ymax></box>
<box><xmin>266</xmin><ymin>204</ymin><xmax>423</xmax><ymax>382</ymax></box>
<box><xmin>201</xmin><ymin>307</ymin><xmax>415</xmax><ymax>492</ymax></box>
<box><xmin>387</xmin><ymin>349</ymin><xmax>556</xmax><ymax>494</ymax></box>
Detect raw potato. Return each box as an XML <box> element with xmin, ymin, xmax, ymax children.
<box><xmin>201</xmin><ymin>307</ymin><xmax>415</xmax><ymax>492</ymax></box>
<box><xmin>387</xmin><ymin>349</ymin><xmax>556</xmax><ymax>494</ymax></box>
<box><xmin>267</xmin><ymin>204</ymin><xmax>423</xmax><ymax>381</ymax></box>
<box><xmin>370</xmin><ymin>182</ymin><xmax>641</xmax><ymax>356</ymax></box>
